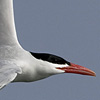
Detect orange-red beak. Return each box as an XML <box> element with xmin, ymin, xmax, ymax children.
<box><xmin>57</xmin><ymin>63</ymin><xmax>96</xmax><ymax>76</ymax></box>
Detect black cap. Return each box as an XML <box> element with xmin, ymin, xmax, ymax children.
<box><xmin>30</xmin><ymin>52</ymin><xmax>71</xmax><ymax>65</ymax></box>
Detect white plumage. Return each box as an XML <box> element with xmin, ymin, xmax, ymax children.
<box><xmin>0</xmin><ymin>0</ymin><xmax>95</xmax><ymax>90</ymax></box>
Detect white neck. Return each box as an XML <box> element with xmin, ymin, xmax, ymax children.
<box><xmin>0</xmin><ymin>0</ymin><xmax>19</xmax><ymax>45</ymax></box>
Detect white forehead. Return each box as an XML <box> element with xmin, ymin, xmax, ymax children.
<box><xmin>50</xmin><ymin>63</ymin><xmax>69</xmax><ymax>68</ymax></box>
<box><xmin>39</xmin><ymin>59</ymin><xmax>69</xmax><ymax>68</ymax></box>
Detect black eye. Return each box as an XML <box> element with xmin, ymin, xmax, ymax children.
<box><xmin>48</xmin><ymin>56</ymin><xmax>58</xmax><ymax>63</ymax></box>
<box><xmin>30</xmin><ymin>52</ymin><xmax>71</xmax><ymax>65</ymax></box>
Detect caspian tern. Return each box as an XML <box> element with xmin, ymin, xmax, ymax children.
<box><xmin>0</xmin><ymin>0</ymin><xmax>96</xmax><ymax>89</ymax></box>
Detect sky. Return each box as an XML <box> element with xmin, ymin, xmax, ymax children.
<box><xmin>0</xmin><ymin>0</ymin><xmax>100</xmax><ymax>100</ymax></box>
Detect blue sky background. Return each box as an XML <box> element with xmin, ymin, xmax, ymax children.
<box><xmin>0</xmin><ymin>0</ymin><xmax>100</xmax><ymax>100</ymax></box>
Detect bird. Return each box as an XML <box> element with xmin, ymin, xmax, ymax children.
<box><xmin>0</xmin><ymin>0</ymin><xmax>96</xmax><ymax>90</ymax></box>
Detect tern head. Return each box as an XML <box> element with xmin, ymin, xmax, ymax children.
<box><xmin>30</xmin><ymin>52</ymin><xmax>96</xmax><ymax>77</ymax></box>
